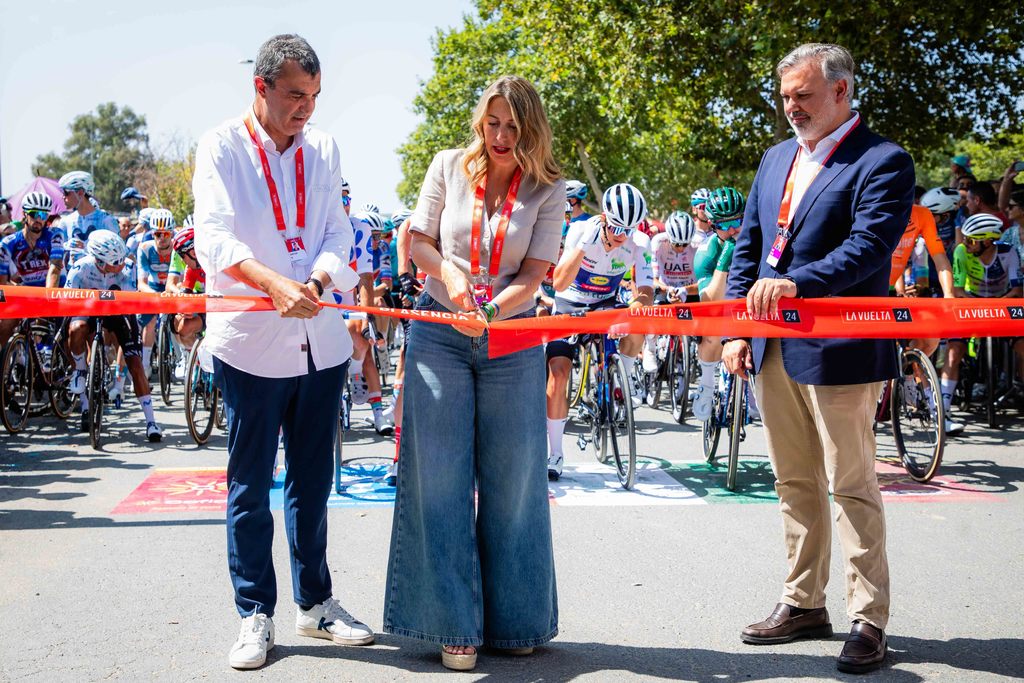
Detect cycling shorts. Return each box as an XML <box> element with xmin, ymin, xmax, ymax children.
<box><xmin>73</xmin><ymin>315</ymin><xmax>143</xmax><ymax>359</ymax></box>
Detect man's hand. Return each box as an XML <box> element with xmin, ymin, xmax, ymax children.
<box><xmin>267</xmin><ymin>276</ymin><xmax>320</xmax><ymax>319</ymax></box>
<box><xmin>747</xmin><ymin>277</ymin><xmax>798</xmax><ymax>317</ymax></box>
<box><xmin>722</xmin><ymin>339</ymin><xmax>753</xmax><ymax>380</ymax></box>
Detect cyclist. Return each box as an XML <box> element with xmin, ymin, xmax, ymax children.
<box><xmin>66</xmin><ymin>230</ymin><xmax>162</xmax><ymax>441</ymax></box>
<box><xmin>566</xmin><ymin>180</ymin><xmax>591</xmax><ymax>223</ymax></box>
<box><xmin>691</xmin><ymin>187</ymin><xmax>745</xmax><ymax>421</ymax></box>
<box><xmin>920</xmin><ymin>187</ymin><xmax>961</xmax><ymax>261</ymax></box>
<box><xmin>545</xmin><ymin>183</ymin><xmax>653</xmax><ymax>480</ymax></box>
<box><xmin>689</xmin><ymin>187</ymin><xmax>713</xmax><ymax>249</ymax></box>
<box><xmin>165</xmin><ymin>226</ymin><xmax>206</xmax><ymax>379</ymax></box>
<box><xmin>0</xmin><ymin>192</ymin><xmax>65</xmax><ymax>345</ymax></box>
<box><xmin>939</xmin><ymin>213</ymin><xmax>1023</xmax><ymax>434</ymax></box>
<box><xmin>56</xmin><ymin>171</ymin><xmax>118</xmax><ymax>268</ymax></box>
<box><xmin>136</xmin><ymin>209</ymin><xmax>176</xmax><ymax>376</ymax></box>
<box><xmin>651</xmin><ymin>211</ymin><xmax>700</xmax><ymax>304</ymax></box>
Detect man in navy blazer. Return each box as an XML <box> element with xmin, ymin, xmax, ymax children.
<box><xmin>723</xmin><ymin>44</ymin><xmax>913</xmax><ymax>674</ymax></box>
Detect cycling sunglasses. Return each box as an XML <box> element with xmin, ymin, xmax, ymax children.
<box><xmin>24</xmin><ymin>209</ymin><xmax>49</xmax><ymax>220</ymax></box>
<box><xmin>713</xmin><ymin>217</ymin><xmax>742</xmax><ymax>231</ymax></box>
<box><xmin>608</xmin><ymin>223</ymin><xmax>634</xmax><ymax>237</ymax></box>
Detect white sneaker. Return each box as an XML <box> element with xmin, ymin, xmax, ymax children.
<box><xmin>174</xmin><ymin>355</ymin><xmax>188</xmax><ymax>381</ymax></box>
<box><xmin>229</xmin><ymin>613</ymin><xmax>274</xmax><ymax>670</ymax></box>
<box><xmin>373</xmin><ymin>411</ymin><xmax>394</xmax><ymax>436</ymax></box>
<box><xmin>296</xmin><ymin>598</ymin><xmax>374</xmax><ymax>645</ymax></box>
<box><xmin>351</xmin><ymin>376</ymin><xmax>369</xmax><ymax>405</ymax></box>
<box><xmin>641</xmin><ymin>344</ymin><xmax>658</xmax><ymax>373</ymax></box>
<box><xmin>944</xmin><ymin>419</ymin><xmax>965</xmax><ymax>436</ymax></box>
<box><xmin>548</xmin><ymin>452</ymin><xmax>563</xmax><ymax>481</ymax></box>
<box><xmin>146</xmin><ymin>421</ymin><xmax>163</xmax><ymax>443</ymax></box>
<box><xmin>69</xmin><ymin>369</ymin><xmax>87</xmax><ymax>395</ymax></box>
<box><xmin>693</xmin><ymin>385</ymin><xmax>715</xmax><ymax>422</ymax></box>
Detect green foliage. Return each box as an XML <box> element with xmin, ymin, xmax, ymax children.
<box><xmin>32</xmin><ymin>103</ymin><xmax>153</xmax><ymax>213</ymax></box>
<box><xmin>399</xmin><ymin>0</ymin><xmax>1024</xmax><ymax>215</ymax></box>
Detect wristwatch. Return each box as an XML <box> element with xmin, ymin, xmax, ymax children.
<box><xmin>305</xmin><ymin>277</ymin><xmax>325</xmax><ymax>297</ymax></box>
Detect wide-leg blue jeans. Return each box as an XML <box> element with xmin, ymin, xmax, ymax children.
<box><xmin>215</xmin><ymin>353</ymin><xmax>346</xmax><ymax>618</ymax></box>
<box><xmin>383</xmin><ymin>295</ymin><xmax>558</xmax><ymax>648</ymax></box>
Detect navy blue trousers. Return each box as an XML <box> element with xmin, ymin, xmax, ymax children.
<box><xmin>215</xmin><ymin>354</ymin><xmax>347</xmax><ymax>617</ymax></box>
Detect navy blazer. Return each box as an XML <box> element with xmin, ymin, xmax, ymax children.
<box><xmin>726</xmin><ymin>120</ymin><xmax>915</xmax><ymax>386</ymax></box>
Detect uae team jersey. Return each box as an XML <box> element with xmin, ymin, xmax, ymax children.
<box><xmin>555</xmin><ymin>216</ymin><xmax>652</xmax><ymax>308</ymax></box>
<box><xmin>650</xmin><ymin>232</ymin><xmax>697</xmax><ymax>288</ymax></box>
<box><xmin>953</xmin><ymin>242</ymin><xmax>1023</xmax><ymax>298</ymax></box>
<box><xmin>0</xmin><ymin>229</ymin><xmax>64</xmax><ymax>286</ymax></box>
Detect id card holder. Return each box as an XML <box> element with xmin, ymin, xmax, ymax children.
<box><xmin>285</xmin><ymin>236</ymin><xmax>308</xmax><ymax>264</ymax></box>
<box><xmin>766</xmin><ymin>224</ymin><xmax>790</xmax><ymax>268</ymax></box>
<box><xmin>472</xmin><ymin>278</ymin><xmax>493</xmax><ymax>306</ymax></box>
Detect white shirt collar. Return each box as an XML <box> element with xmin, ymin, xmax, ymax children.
<box><xmin>245</xmin><ymin>107</ymin><xmax>304</xmax><ymax>155</ymax></box>
<box><xmin>797</xmin><ymin>110</ymin><xmax>860</xmax><ymax>155</ymax></box>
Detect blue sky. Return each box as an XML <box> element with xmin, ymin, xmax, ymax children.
<box><xmin>0</xmin><ymin>0</ymin><xmax>476</xmax><ymax>212</ymax></box>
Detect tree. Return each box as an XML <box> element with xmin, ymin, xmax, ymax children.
<box><xmin>32</xmin><ymin>103</ymin><xmax>153</xmax><ymax>213</ymax></box>
<box><xmin>398</xmin><ymin>0</ymin><xmax>1024</xmax><ymax>214</ymax></box>
<box><xmin>131</xmin><ymin>135</ymin><xmax>197</xmax><ymax>222</ymax></box>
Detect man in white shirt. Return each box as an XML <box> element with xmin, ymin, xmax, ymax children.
<box><xmin>192</xmin><ymin>34</ymin><xmax>370</xmax><ymax>671</ymax></box>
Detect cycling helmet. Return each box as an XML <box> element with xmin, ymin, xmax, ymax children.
<box><xmin>391</xmin><ymin>207</ymin><xmax>414</xmax><ymax>227</ymax></box>
<box><xmin>86</xmin><ymin>230</ymin><xmax>128</xmax><ymax>267</ymax></box>
<box><xmin>920</xmin><ymin>187</ymin><xmax>960</xmax><ymax>216</ymax></box>
<box><xmin>183</xmin><ymin>214</ymin><xmax>195</xmax><ymax>229</ymax></box>
<box><xmin>58</xmin><ymin>170</ymin><xmax>95</xmax><ymax>195</ymax></box>
<box><xmin>355</xmin><ymin>211</ymin><xmax>386</xmax><ymax>231</ymax></box>
<box><xmin>960</xmin><ymin>213</ymin><xmax>1005</xmax><ymax>241</ymax></box>
<box><xmin>566</xmin><ymin>180</ymin><xmax>588</xmax><ymax>201</ymax></box>
<box><xmin>565</xmin><ymin>201</ymin><xmax>572</xmax><ymax>214</ymax></box>
<box><xmin>340</xmin><ymin>177</ymin><xmax>350</xmax><ymax>193</ymax></box>
<box><xmin>150</xmin><ymin>208</ymin><xmax>175</xmax><ymax>232</ymax></box>
<box><xmin>665</xmin><ymin>211</ymin><xmax>696</xmax><ymax>246</ymax></box>
<box><xmin>601</xmin><ymin>183</ymin><xmax>648</xmax><ymax>231</ymax></box>
<box><xmin>88</xmin><ymin>197</ymin><xmax>101</xmax><ymax>209</ymax></box>
<box><xmin>360</xmin><ymin>202</ymin><xmax>381</xmax><ymax>214</ymax></box>
<box><xmin>137</xmin><ymin>207</ymin><xmax>155</xmax><ymax>227</ymax></box>
<box><xmin>690</xmin><ymin>188</ymin><xmax>711</xmax><ymax>207</ymax></box>
<box><xmin>21</xmin><ymin>191</ymin><xmax>53</xmax><ymax>213</ymax></box>
<box><xmin>172</xmin><ymin>228</ymin><xmax>195</xmax><ymax>255</ymax></box>
<box><xmin>704</xmin><ymin>187</ymin><xmax>746</xmax><ymax>221</ymax></box>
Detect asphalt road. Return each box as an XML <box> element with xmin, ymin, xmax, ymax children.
<box><xmin>2</xmin><ymin>374</ymin><xmax>1022</xmax><ymax>682</ymax></box>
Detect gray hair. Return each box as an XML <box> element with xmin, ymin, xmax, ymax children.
<box><xmin>254</xmin><ymin>34</ymin><xmax>320</xmax><ymax>87</ymax></box>
<box><xmin>776</xmin><ymin>43</ymin><xmax>855</xmax><ymax>102</ymax></box>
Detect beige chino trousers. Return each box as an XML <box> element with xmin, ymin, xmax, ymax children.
<box><xmin>753</xmin><ymin>338</ymin><xmax>890</xmax><ymax>630</ymax></box>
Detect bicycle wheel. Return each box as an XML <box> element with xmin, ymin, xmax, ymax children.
<box><xmin>608</xmin><ymin>355</ymin><xmax>637</xmax><ymax>489</ymax></box>
<box><xmin>47</xmin><ymin>341</ymin><xmax>76</xmax><ymax>419</ymax></box>
<box><xmin>567</xmin><ymin>345</ymin><xmax>588</xmax><ymax>409</ymax></box>
<box><xmin>669</xmin><ymin>337</ymin><xmax>691</xmax><ymax>423</ymax></box>
<box><xmin>588</xmin><ymin>350</ymin><xmax>608</xmax><ymax>464</ymax></box>
<box><xmin>184</xmin><ymin>342</ymin><xmax>216</xmax><ymax>444</ymax></box>
<box><xmin>726</xmin><ymin>376</ymin><xmax>747</xmax><ymax>491</ymax></box>
<box><xmin>87</xmin><ymin>336</ymin><xmax>106</xmax><ymax>450</ymax></box>
<box><xmin>334</xmin><ymin>394</ymin><xmax>347</xmax><ymax>495</ymax></box>
<box><xmin>891</xmin><ymin>348</ymin><xmax>945</xmax><ymax>482</ymax></box>
<box><xmin>158</xmin><ymin>317</ymin><xmax>174</xmax><ymax>405</ymax></box>
<box><xmin>1</xmin><ymin>335</ymin><xmax>33</xmax><ymax>433</ymax></box>
<box><xmin>702</xmin><ymin>385</ymin><xmax>723</xmax><ymax>463</ymax></box>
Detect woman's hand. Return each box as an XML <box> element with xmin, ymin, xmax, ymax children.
<box><xmin>440</xmin><ymin>259</ymin><xmax>476</xmax><ymax>312</ymax></box>
<box><xmin>452</xmin><ymin>308</ymin><xmax>488</xmax><ymax>337</ymax></box>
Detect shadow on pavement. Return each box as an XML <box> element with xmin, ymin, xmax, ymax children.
<box><xmin>0</xmin><ymin>508</ymin><xmax>224</xmax><ymax>530</ymax></box>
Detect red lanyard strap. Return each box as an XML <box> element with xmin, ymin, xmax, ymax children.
<box><xmin>776</xmin><ymin>118</ymin><xmax>860</xmax><ymax>230</ymax></box>
<box><xmin>243</xmin><ymin>114</ymin><xmax>305</xmax><ymax>232</ymax></box>
<box><xmin>470</xmin><ymin>167</ymin><xmax>522</xmax><ymax>279</ymax></box>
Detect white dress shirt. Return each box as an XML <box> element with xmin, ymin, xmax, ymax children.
<box><xmin>786</xmin><ymin>111</ymin><xmax>861</xmax><ymax>222</ymax></box>
<box><xmin>193</xmin><ymin>110</ymin><xmax>358</xmax><ymax>378</ymax></box>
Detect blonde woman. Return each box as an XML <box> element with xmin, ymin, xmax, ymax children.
<box><xmin>383</xmin><ymin>76</ymin><xmax>564</xmax><ymax>672</ymax></box>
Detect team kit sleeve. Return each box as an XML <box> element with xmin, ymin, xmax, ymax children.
<box><xmin>48</xmin><ymin>230</ymin><xmax>64</xmax><ymax>265</ymax></box>
<box><xmin>649</xmin><ymin>233</ymin><xmax>665</xmax><ymax>280</ymax></box>
<box><xmin>952</xmin><ymin>243</ymin><xmax>968</xmax><ymax>289</ymax></box>
<box><xmin>632</xmin><ymin>231</ymin><xmax>654</xmax><ymax>289</ymax></box>
<box><xmin>918</xmin><ymin>209</ymin><xmax>947</xmax><ymax>257</ymax></box>
<box><xmin>559</xmin><ymin>219</ymin><xmax>587</xmax><ymax>261</ymax></box>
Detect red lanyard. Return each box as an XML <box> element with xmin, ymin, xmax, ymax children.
<box><xmin>470</xmin><ymin>167</ymin><xmax>522</xmax><ymax>280</ymax></box>
<box><xmin>776</xmin><ymin>117</ymin><xmax>860</xmax><ymax>230</ymax></box>
<box><xmin>243</xmin><ymin>114</ymin><xmax>305</xmax><ymax>233</ymax></box>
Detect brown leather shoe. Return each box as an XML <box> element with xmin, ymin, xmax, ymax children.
<box><xmin>741</xmin><ymin>603</ymin><xmax>833</xmax><ymax>644</ymax></box>
<box><xmin>836</xmin><ymin>622</ymin><xmax>887</xmax><ymax>674</ymax></box>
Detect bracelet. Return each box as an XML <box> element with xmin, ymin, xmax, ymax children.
<box><xmin>305</xmin><ymin>277</ymin><xmax>324</xmax><ymax>297</ymax></box>
<box><xmin>480</xmin><ymin>301</ymin><xmax>500</xmax><ymax>322</ymax></box>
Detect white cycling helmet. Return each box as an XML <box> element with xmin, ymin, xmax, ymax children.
<box><xmin>360</xmin><ymin>202</ymin><xmax>380</xmax><ymax>214</ymax></box>
<box><xmin>566</xmin><ymin>180</ymin><xmax>588</xmax><ymax>201</ymax></box>
<box><xmin>690</xmin><ymin>188</ymin><xmax>711</xmax><ymax>207</ymax></box>
<box><xmin>665</xmin><ymin>211</ymin><xmax>696</xmax><ymax>245</ymax></box>
<box><xmin>354</xmin><ymin>211</ymin><xmax>386</xmax><ymax>231</ymax></box>
<box><xmin>390</xmin><ymin>207</ymin><xmax>413</xmax><ymax>227</ymax></box>
<box><xmin>183</xmin><ymin>214</ymin><xmax>194</xmax><ymax>229</ymax></box>
<box><xmin>58</xmin><ymin>170</ymin><xmax>95</xmax><ymax>195</ymax></box>
<box><xmin>960</xmin><ymin>213</ymin><xmax>1004</xmax><ymax>241</ymax></box>
<box><xmin>920</xmin><ymin>187</ymin><xmax>960</xmax><ymax>216</ymax></box>
<box><xmin>340</xmin><ymin>177</ymin><xmax>350</xmax><ymax>193</ymax></box>
<box><xmin>21</xmin><ymin>191</ymin><xmax>53</xmax><ymax>213</ymax></box>
<box><xmin>150</xmin><ymin>208</ymin><xmax>175</xmax><ymax>232</ymax></box>
<box><xmin>137</xmin><ymin>207</ymin><xmax>155</xmax><ymax>227</ymax></box>
<box><xmin>86</xmin><ymin>230</ymin><xmax>128</xmax><ymax>267</ymax></box>
<box><xmin>602</xmin><ymin>183</ymin><xmax>648</xmax><ymax>231</ymax></box>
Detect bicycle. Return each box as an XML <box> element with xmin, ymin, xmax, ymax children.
<box><xmin>1</xmin><ymin>318</ymin><xmax>76</xmax><ymax>433</ymax></box>
<box><xmin>702</xmin><ymin>367</ymin><xmax>753</xmax><ymax>492</ymax></box>
<box><xmin>566</xmin><ymin>341</ymin><xmax>592</xmax><ymax>411</ymax></box>
<box><xmin>643</xmin><ymin>334</ymin><xmax>697</xmax><ymax>424</ymax></box>
<box><xmin>574</xmin><ymin>332</ymin><xmax>637</xmax><ymax>489</ymax></box>
<box><xmin>155</xmin><ymin>313</ymin><xmax>179</xmax><ymax>405</ymax></box>
<box><xmin>875</xmin><ymin>342</ymin><xmax>945</xmax><ymax>482</ymax></box>
<box><xmin>184</xmin><ymin>335</ymin><xmax>219</xmax><ymax>445</ymax></box>
<box><xmin>85</xmin><ymin>317</ymin><xmax>119</xmax><ymax>450</ymax></box>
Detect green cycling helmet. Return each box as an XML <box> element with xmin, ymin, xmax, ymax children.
<box><xmin>704</xmin><ymin>187</ymin><xmax>746</xmax><ymax>221</ymax></box>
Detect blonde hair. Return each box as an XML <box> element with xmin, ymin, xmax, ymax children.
<box><xmin>461</xmin><ymin>75</ymin><xmax>560</xmax><ymax>189</ymax></box>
